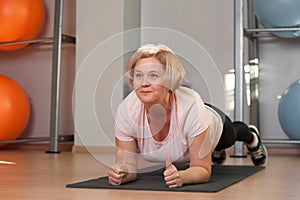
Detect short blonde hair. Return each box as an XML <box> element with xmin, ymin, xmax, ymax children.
<box><xmin>125</xmin><ymin>44</ymin><xmax>186</xmax><ymax>91</ymax></box>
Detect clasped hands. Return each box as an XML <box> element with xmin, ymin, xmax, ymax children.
<box><xmin>108</xmin><ymin>151</ymin><xmax>183</xmax><ymax>188</ymax></box>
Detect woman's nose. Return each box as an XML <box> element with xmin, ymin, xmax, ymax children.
<box><xmin>141</xmin><ymin>76</ymin><xmax>150</xmax><ymax>86</ymax></box>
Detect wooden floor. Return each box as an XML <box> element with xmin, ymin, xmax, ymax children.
<box><xmin>1</xmin><ymin>145</ymin><xmax>300</xmax><ymax>200</ymax></box>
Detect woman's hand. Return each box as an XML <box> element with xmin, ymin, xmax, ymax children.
<box><xmin>108</xmin><ymin>150</ymin><xmax>127</xmax><ymax>185</ymax></box>
<box><xmin>163</xmin><ymin>132</ymin><xmax>212</xmax><ymax>188</ymax></box>
<box><xmin>163</xmin><ymin>153</ymin><xmax>183</xmax><ymax>188</ymax></box>
<box><xmin>108</xmin><ymin>139</ymin><xmax>138</xmax><ymax>185</ymax></box>
<box><xmin>108</xmin><ymin>165</ymin><xmax>127</xmax><ymax>185</ymax></box>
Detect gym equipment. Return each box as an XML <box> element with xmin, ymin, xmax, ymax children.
<box><xmin>278</xmin><ymin>79</ymin><xmax>300</xmax><ymax>140</ymax></box>
<box><xmin>0</xmin><ymin>74</ymin><xmax>30</xmax><ymax>142</ymax></box>
<box><xmin>0</xmin><ymin>0</ymin><xmax>46</xmax><ymax>50</ymax></box>
<box><xmin>252</xmin><ymin>0</ymin><xmax>300</xmax><ymax>38</ymax></box>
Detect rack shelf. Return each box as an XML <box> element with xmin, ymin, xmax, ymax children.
<box><xmin>233</xmin><ymin>0</ymin><xmax>300</xmax><ymax>156</ymax></box>
<box><xmin>262</xmin><ymin>140</ymin><xmax>300</xmax><ymax>145</ymax></box>
<box><xmin>245</xmin><ymin>27</ymin><xmax>300</xmax><ymax>38</ymax></box>
<box><xmin>0</xmin><ymin>35</ymin><xmax>75</xmax><ymax>47</ymax></box>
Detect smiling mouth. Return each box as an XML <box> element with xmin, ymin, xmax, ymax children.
<box><xmin>140</xmin><ymin>91</ymin><xmax>152</xmax><ymax>94</ymax></box>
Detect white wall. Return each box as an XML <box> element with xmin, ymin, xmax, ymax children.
<box><xmin>75</xmin><ymin>0</ymin><xmax>126</xmax><ymax>147</ymax></box>
<box><xmin>141</xmin><ymin>0</ymin><xmax>234</xmax><ymax>75</ymax></box>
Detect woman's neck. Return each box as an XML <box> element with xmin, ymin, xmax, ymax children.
<box><xmin>144</xmin><ymin>92</ymin><xmax>172</xmax><ymax>142</ymax></box>
<box><xmin>144</xmin><ymin>91</ymin><xmax>172</xmax><ymax>114</ymax></box>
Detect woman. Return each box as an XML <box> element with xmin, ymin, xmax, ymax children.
<box><xmin>108</xmin><ymin>44</ymin><xmax>267</xmax><ymax>188</ymax></box>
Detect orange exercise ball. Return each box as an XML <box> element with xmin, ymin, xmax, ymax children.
<box><xmin>0</xmin><ymin>74</ymin><xmax>30</xmax><ymax>143</ymax></box>
<box><xmin>0</xmin><ymin>0</ymin><xmax>46</xmax><ymax>51</ymax></box>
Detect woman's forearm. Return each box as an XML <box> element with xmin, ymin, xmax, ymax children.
<box><xmin>179</xmin><ymin>166</ymin><xmax>211</xmax><ymax>185</ymax></box>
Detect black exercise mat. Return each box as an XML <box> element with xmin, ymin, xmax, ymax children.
<box><xmin>66</xmin><ymin>165</ymin><xmax>264</xmax><ymax>193</ymax></box>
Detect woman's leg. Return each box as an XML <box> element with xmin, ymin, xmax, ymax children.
<box><xmin>205</xmin><ymin>103</ymin><xmax>239</xmax><ymax>150</ymax></box>
<box><xmin>214</xmin><ymin>115</ymin><xmax>237</xmax><ymax>151</ymax></box>
<box><xmin>205</xmin><ymin>103</ymin><xmax>267</xmax><ymax>166</ymax></box>
<box><xmin>205</xmin><ymin>103</ymin><xmax>236</xmax><ymax>164</ymax></box>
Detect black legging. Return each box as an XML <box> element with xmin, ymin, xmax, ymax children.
<box><xmin>205</xmin><ymin>103</ymin><xmax>254</xmax><ymax>151</ymax></box>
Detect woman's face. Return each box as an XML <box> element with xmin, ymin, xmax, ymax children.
<box><xmin>133</xmin><ymin>57</ymin><xmax>169</xmax><ymax>105</ymax></box>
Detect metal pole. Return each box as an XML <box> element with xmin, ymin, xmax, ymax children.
<box><xmin>47</xmin><ymin>0</ymin><xmax>64</xmax><ymax>153</ymax></box>
<box><xmin>247</xmin><ymin>0</ymin><xmax>260</xmax><ymax>129</ymax></box>
<box><xmin>232</xmin><ymin>0</ymin><xmax>246</xmax><ymax>157</ymax></box>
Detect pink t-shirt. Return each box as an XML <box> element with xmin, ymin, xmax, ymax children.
<box><xmin>115</xmin><ymin>86</ymin><xmax>223</xmax><ymax>163</ymax></box>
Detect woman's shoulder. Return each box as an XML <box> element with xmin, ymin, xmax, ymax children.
<box><xmin>175</xmin><ymin>86</ymin><xmax>202</xmax><ymax>103</ymax></box>
<box><xmin>120</xmin><ymin>90</ymin><xmax>139</xmax><ymax>105</ymax></box>
<box><xmin>174</xmin><ymin>86</ymin><xmax>207</xmax><ymax>114</ymax></box>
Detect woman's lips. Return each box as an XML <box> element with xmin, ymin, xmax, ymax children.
<box><xmin>140</xmin><ymin>90</ymin><xmax>152</xmax><ymax>94</ymax></box>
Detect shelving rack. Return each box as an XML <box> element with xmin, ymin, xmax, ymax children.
<box><xmin>0</xmin><ymin>0</ymin><xmax>75</xmax><ymax>153</ymax></box>
<box><xmin>233</xmin><ymin>0</ymin><xmax>300</xmax><ymax>157</ymax></box>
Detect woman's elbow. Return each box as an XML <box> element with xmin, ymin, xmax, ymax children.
<box><xmin>203</xmin><ymin>171</ymin><xmax>211</xmax><ymax>183</ymax></box>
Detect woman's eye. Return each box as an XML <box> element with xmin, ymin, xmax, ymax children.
<box><xmin>135</xmin><ymin>73</ymin><xmax>143</xmax><ymax>79</ymax></box>
<box><xmin>149</xmin><ymin>73</ymin><xmax>159</xmax><ymax>79</ymax></box>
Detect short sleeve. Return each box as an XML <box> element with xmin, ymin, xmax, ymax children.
<box><xmin>114</xmin><ymin>95</ymin><xmax>137</xmax><ymax>142</ymax></box>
